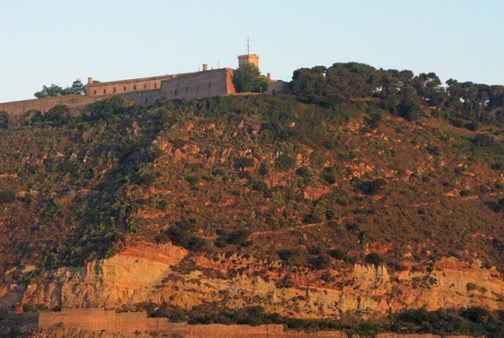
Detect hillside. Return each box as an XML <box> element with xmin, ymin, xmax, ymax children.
<box><xmin>1</xmin><ymin>63</ymin><xmax>504</xmax><ymax>337</ymax></box>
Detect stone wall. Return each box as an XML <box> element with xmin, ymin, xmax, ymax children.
<box><xmin>0</xmin><ymin>68</ymin><xmax>289</xmax><ymax>119</ymax></box>
<box><xmin>160</xmin><ymin>68</ymin><xmax>235</xmax><ymax>100</ymax></box>
<box><xmin>121</xmin><ymin>89</ymin><xmax>160</xmax><ymax>106</ymax></box>
<box><xmin>35</xmin><ymin>309</ymin><xmax>483</xmax><ymax>338</ymax></box>
<box><xmin>0</xmin><ymin>69</ymin><xmax>235</xmax><ymax>117</ymax></box>
<box><xmin>0</xmin><ymin>95</ymin><xmax>99</xmax><ymax>116</ymax></box>
<box><xmin>38</xmin><ymin>309</ymin><xmax>287</xmax><ymax>337</ymax></box>
<box><xmin>86</xmin><ymin>75</ymin><xmax>172</xmax><ymax>97</ymax></box>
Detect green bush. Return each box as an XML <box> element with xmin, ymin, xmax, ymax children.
<box><xmin>295</xmin><ymin>166</ymin><xmax>311</xmax><ymax>178</ymax></box>
<box><xmin>365</xmin><ymin>252</ymin><xmax>384</xmax><ymax>267</ymax></box>
<box><xmin>0</xmin><ymin>111</ymin><xmax>9</xmax><ymax>129</ymax></box>
<box><xmin>234</xmin><ymin>157</ymin><xmax>255</xmax><ymax>171</ymax></box>
<box><xmin>303</xmin><ymin>213</ymin><xmax>321</xmax><ymax>224</ymax></box>
<box><xmin>0</xmin><ymin>189</ymin><xmax>16</xmax><ymax>204</ymax></box>
<box><xmin>275</xmin><ymin>154</ymin><xmax>296</xmax><ymax>171</ymax></box>
<box><xmin>328</xmin><ymin>249</ymin><xmax>347</xmax><ymax>260</ymax></box>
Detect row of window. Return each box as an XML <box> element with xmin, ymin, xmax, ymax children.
<box><xmin>92</xmin><ymin>82</ymin><xmax>158</xmax><ymax>95</ymax></box>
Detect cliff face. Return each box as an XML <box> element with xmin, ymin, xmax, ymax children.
<box><xmin>10</xmin><ymin>242</ymin><xmax>503</xmax><ymax>319</ymax></box>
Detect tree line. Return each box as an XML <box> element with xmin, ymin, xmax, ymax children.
<box><xmin>290</xmin><ymin>62</ymin><xmax>504</xmax><ymax>126</ymax></box>
<box><xmin>34</xmin><ymin>79</ymin><xmax>86</xmax><ymax>98</ymax></box>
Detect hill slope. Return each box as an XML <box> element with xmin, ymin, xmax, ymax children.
<box><xmin>1</xmin><ymin>86</ymin><xmax>503</xmax><ymax>335</ymax></box>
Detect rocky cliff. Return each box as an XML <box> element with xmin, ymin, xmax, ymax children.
<box><xmin>6</xmin><ymin>242</ymin><xmax>501</xmax><ymax>320</ymax></box>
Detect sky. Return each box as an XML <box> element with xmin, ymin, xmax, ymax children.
<box><xmin>1</xmin><ymin>0</ymin><xmax>503</xmax><ymax>102</ymax></box>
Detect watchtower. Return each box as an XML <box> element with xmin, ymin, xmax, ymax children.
<box><xmin>238</xmin><ymin>54</ymin><xmax>259</xmax><ymax>69</ymax></box>
<box><xmin>237</xmin><ymin>36</ymin><xmax>259</xmax><ymax>69</ymax></box>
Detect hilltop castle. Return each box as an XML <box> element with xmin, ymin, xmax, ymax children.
<box><xmin>0</xmin><ymin>54</ymin><xmax>286</xmax><ymax>117</ymax></box>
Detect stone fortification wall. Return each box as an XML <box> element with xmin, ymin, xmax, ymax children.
<box><xmin>86</xmin><ymin>75</ymin><xmax>172</xmax><ymax>97</ymax></box>
<box><xmin>160</xmin><ymin>68</ymin><xmax>235</xmax><ymax>100</ymax></box>
<box><xmin>35</xmin><ymin>309</ymin><xmax>483</xmax><ymax>338</ymax></box>
<box><xmin>0</xmin><ymin>95</ymin><xmax>99</xmax><ymax>116</ymax></box>
<box><xmin>38</xmin><ymin>309</ymin><xmax>286</xmax><ymax>337</ymax></box>
<box><xmin>121</xmin><ymin>89</ymin><xmax>160</xmax><ymax>106</ymax></box>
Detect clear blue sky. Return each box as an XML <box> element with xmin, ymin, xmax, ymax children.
<box><xmin>1</xmin><ymin>0</ymin><xmax>503</xmax><ymax>102</ymax></box>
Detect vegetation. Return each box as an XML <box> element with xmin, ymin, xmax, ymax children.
<box><xmin>233</xmin><ymin>63</ymin><xmax>269</xmax><ymax>93</ymax></box>
<box><xmin>0</xmin><ymin>111</ymin><xmax>9</xmax><ymax>129</ymax></box>
<box><xmin>0</xmin><ymin>61</ymin><xmax>503</xmax><ymax>337</ymax></box>
<box><xmin>134</xmin><ymin>303</ymin><xmax>504</xmax><ymax>338</ymax></box>
<box><xmin>34</xmin><ymin>79</ymin><xmax>86</xmax><ymax>98</ymax></box>
<box><xmin>291</xmin><ymin>62</ymin><xmax>504</xmax><ymax>126</ymax></box>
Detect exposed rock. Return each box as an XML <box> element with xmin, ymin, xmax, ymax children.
<box><xmin>5</xmin><ymin>243</ymin><xmax>501</xmax><ymax>321</ymax></box>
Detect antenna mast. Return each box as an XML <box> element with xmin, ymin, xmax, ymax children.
<box><xmin>245</xmin><ymin>35</ymin><xmax>254</xmax><ymax>55</ymax></box>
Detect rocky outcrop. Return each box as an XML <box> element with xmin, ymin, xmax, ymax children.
<box><xmin>5</xmin><ymin>242</ymin><xmax>500</xmax><ymax>320</ymax></box>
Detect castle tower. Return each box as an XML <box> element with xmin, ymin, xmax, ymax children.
<box><xmin>238</xmin><ymin>36</ymin><xmax>259</xmax><ymax>69</ymax></box>
<box><xmin>238</xmin><ymin>54</ymin><xmax>259</xmax><ymax>69</ymax></box>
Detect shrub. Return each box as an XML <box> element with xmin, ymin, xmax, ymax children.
<box><xmin>234</xmin><ymin>157</ymin><xmax>255</xmax><ymax>171</ymax></box>
<box><xmin>0</xmin><ymin>189</ymin><xmax>16</xmax><ymax>204</ymax></box>
<box><xmin>328</xmin><ymin>249</ymin><xmax>347</xmax><ymax>260</ymax></box>
<box><xmin>365</xmin><ymin>252</ymin><xmax>384</xmax><ymax>267</ymax></box>
<box><xmin>224</xmin><ymin>229</ymin><xmax>251</xmax><ymax>245</ymax></box>
<box><xmin>351</xmin><ymin>177</ymin><xmax>387</xmax><ymax>195</ymax></box>
<box><xmin>310</xmin><ymin>255</ymin><xmax>332</xmax><ymax>270</ymax></box>
<box><xmin>303</xmin><ymin>213</ymin><xmax>321</xmax><ymax>224</ymax></box>
<box><xmin>322</xmin><ymin>173</ymin><xmax>336</xmax><ymax>185</ymax></box>
<box><xmin>275</xmin><ymin>154</ymin><xmax>296</xmax><ymax>171</ymax></box>
<box><xmin>44</xmin><ymin>105</ymin><xmax>71</xmax><ymax>126</ymax></box>
<box><xmin>295</xmin><ymin>166</ymin><xmax>310</xmax><ymax>178</ymax></box>
<box><xmin>460</xmin><ymin>189</ymin><xmax>472</xmax><ymax>197</ymax></box>
<box><xmin>185</xmin><ymin>175</ymin><xmax>200</xmax><ymax>185</ymax></box>
<box><xmin>258</xmin><ymin>161</ymin><xmax>270</xmax><ymax>176</ymax></box>
<box><xmin>473</xmin><ymin>133</ymin><xmax>494</xmax><ymax>147</ymax></box>
<box><xmin>87</xmin><ymin>96</ymin><xmax>127</xmax><ymax>121</ymax></box>
<box><xmin>277</xmin><ymin>248</ymin><xmax>302</xmax><ymax>266</ymax></box>
<box><xmin>0</xmin><ymin>111</ymin><xmax>9</xmax><ymax>129</ymax></box>
<box><xmin>464</xmin><ymin>121</ymin><xmax>481</xmax><ymax>131</ymax></box>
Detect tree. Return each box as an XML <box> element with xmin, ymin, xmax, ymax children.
<box><xmin>65</xmin><ymin>79</ymin><xmax>86</xmax><ymax>95</ymax></box>
<box><xmin>233</xmin><ymin>63</ymin><xmax>268</xmax><ymax>93</ymax></box>
<box><xmin>34</xmin><ymin>79</ymin><xmax>85</xmax><ymax>98</ymax></box>
<box><xmin>44</xmin><ymin>104</ymin><xmax>71</xmax><ymax>126</ymax></box>
<box><xmin>34</xmin><ymin>84</ymin><xmax>65</xmax><ymax>98</ymax></box>
<box><xmin>0</xmin><ymin>111</ymin><xmax>9</xmax><ymax>129</ymax></box>
<box><xmin>397</xmin><ymin>84</ymin><xmax>422</xmax><ymax>121</ymax></box>
<box><xmin>291</xmin><ymin>66</ymin><xmax>327</xmax><ymax>105</ymax></box>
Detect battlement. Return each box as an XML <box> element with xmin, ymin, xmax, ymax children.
<box><xmin>238</xmin><ymin>54</ymin><xmax>259</xmax><ymax>68</ymax></box>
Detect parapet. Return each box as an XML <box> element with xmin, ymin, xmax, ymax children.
<box><xmin>238</xmin><ymin>54</ymin><xmax>259</xmax><ymax>69</ymax></box>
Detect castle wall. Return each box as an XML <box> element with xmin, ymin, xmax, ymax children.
<box><xmin>86</xmin><ymin>75</ymin><xmax>172</xmax><ymax>96</ymax></box>
<box><xmin>0</xmin><ymin>69</ymin><xmax>238</xmax><ymax>118</ymax></box>
<box><xmin>121</xmin><ymin>89</ymin><xmax>160</xmax><ymax>106</ymax></box>
<box><xmin>0</xmin><ymin>95</ymin><xmax>100</xmax><ymax>116</ymax></box>
<box><xmin>160</xmin><ymin>68</ymin><xmax>235</xmax><ymax>100</ymax></box>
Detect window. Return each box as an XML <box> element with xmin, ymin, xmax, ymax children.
<box><xmin>93</xmin><ymin>90</ymin><xmax>96</xmax><ymax>95</ymax></box>
<box><xmin>124</xmin><ymin>86</ymin><xmax>126</xmax><ymax>91</ymax></box>
<box><xmin>144</xmin><ymin>84</ymin><xmax>147</xmax><ymax>89</ymax></box>
<box><xmin>103</xmin><ymin>89</ymin><xmax>106</xmax><ymax>94</ymax></box>
<box><xmin>197</xmin><ymin>85</ymin><xmax>199</xmax><ymax>91</ymax></box>
<box><xmin>134</xmin><ymin>85</ymin><xmax>137</xmax><ymax>90</ymax></box>
<box><xmin>154</xmin><ymin>83</ymin><xmax>157</xmax><ymax>89</ymax></box>
<box><xmin>113</xmin><ymin>87</ymin><xmax>116</xmax><ymax>93</ymax></box>
<box><xmin>175</xmin><ymin>89</ymin><xmax>178</xmax><ymax>96</ymax></box>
